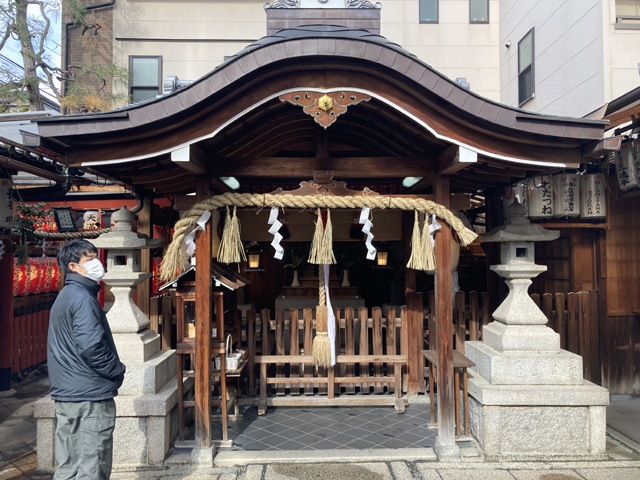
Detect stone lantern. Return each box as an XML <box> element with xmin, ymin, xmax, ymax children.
<box><xmin>92</xmin><ymin>206</ymin><xmax>160</xmax><ymax>336</ymax></box>
<box><xmin>465</xmin><ymin>201</ymin><xmax>609</xmax><ymax>461</ymax></box>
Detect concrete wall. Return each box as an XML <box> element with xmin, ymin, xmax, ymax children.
<box><xmin>499</xmin><ymin>0</ymin><xmax>605</xmax><ymax>117</ymax></box>
<box><xmin>380</xmin><ymin>0</ymin><xmax>501</xmax><ymax>101</ymax></box>
<box><xmin>603</xmin><ymin>0</ymin><xmax>640</xmax><ymax>103</ymax></box>
<box><xmin>107</xmin><ymin>0</ymin><xmax>501</xmax><ymax>102</ymax></box>
<box><xmin>111</xmin><ymin>0</ymin><xmax>266</xmax><ymax>98</ymax></box>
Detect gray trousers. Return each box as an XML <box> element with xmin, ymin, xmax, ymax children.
<box><xmin>54</xmin><ymin>399</ymin><xmax>116</xmax><ymax>480</ymax></box>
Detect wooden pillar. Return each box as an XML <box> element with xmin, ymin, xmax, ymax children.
<box><xmin>406</xmin><ymin>292</ymin><xmax>423</xmax><ymax>396</ymax></box>
<box><xmin>194</xmin><ymin>177</ymin><xmax>213</xmax><ymax>453</ymax></box>
<box><xmin>434</xmin><ymin>176</ymin><xmax>457</xmax><ymax>454</ymax></box>
<box><xmin>0</xmin><ymin>238</ymin><xmax>14</xmax><ymax>391</ymax></box>
<box><xmin>136</xmin><ymin>196</ymin><xmax>152</xmax><ymax>318</ymax></box>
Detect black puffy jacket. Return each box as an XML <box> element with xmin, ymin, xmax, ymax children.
<box><xmin>47</xmin><ymin>273</ymin><xmax>126</xmax><ymax>402</ymax></box>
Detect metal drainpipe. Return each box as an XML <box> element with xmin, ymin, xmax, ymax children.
<box><xmin>63</xmin><ymin>1</ymin><xmax>116</xmax><ymax>99</ymax></box>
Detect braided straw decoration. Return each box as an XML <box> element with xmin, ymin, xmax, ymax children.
<box><xmin>160</xmin><ymin>192</ymin><xmax>477</xmax><ymax>282</ymax></box>
<box><xmin>33</xmin><ymin>228</ymin><xmax>111</xmax><ymax>240</ymax></box>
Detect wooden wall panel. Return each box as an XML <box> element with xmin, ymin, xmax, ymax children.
<box><xmin>600</xmin><ymin>315</ymin><xmax>640</xmax><ymax>394</ymax></box>
<box><xmin>606</xmin><ymin>178</ymin><xmax>640</xmax><ymax>316</ymax></box>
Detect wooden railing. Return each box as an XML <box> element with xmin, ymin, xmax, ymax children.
<box><xmin>424</xmin><ymin>291</ymin><xmax>491</xmax><ymax>354</ymax></box>
<box><xmin>12</xmin><ymin>293</ymin><xmax>55</xmax><ymax>374</ymax></box>
<box><xmin>531</xmin><ymin>291</ymin><xmax>601</xmax><ymax>384</ymax></box>
<box><xmin>247</xmin><ymin>306</ymin><xmax>408</xmax><ymax>413</ymax></box>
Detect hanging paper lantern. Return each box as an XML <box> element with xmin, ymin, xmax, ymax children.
<box><xmin>51</xmin><ymin>259</ymin><xmax>61</xmax><ymax>291</ymax></box>
<box><xmin>526</xmin><ymin>175</ymin><xmax>554</xmax><ymax>219</ymax></box>
<box><xmin>13</xmin><ymin>258</ymin><xmax>20</xmax><ymax>296</ymax></box>
<box><xmin>503</xmin><ymin>182</ymin><xmax>528</xmax><ymax>219</ymax></box>
<box><xmin>553</xmin><ymin>173</ymin><xmax>580</xmax><ymax>219</ymax></box>
<box><xmin>41</xmin><ymin>257</ymin><xmax>53</xmax><ymax>292</ymax></box>
<box><xmin>580</xmin><ymin>174</ymin><xmax>607</xmax><ymax>222</ymax></box>
<box><xmin>614</xmin><ymin>141</ymin><xmax>639</xmax><ymax>192</ymax></box>
<box><xmin>152</xmin><ymin>257</ymin><xmax>161</xmax><ymax>296</ymax></box>
<box><xmin>28</xmin><ymin>257</ymin><xmax>43</xmax><ymax>295</ymax></box>
<box><xmin>17</xmin><ymin>261</ymin><xmax>29</xmax><ymax>296</ymax></box>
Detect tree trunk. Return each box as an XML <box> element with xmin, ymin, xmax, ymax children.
<box><xmin>16</xmin><ymin>1</ymin><xmax>45</xmax><ymax>111</ymax></box>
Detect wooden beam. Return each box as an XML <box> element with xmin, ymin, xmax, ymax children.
<box><xmin>194</xmin><ymin>176</ymin><xmax>213</xmax><ymax>453</ymax></box>
<box><xmin>171</xmin><ymin>144</ymin><xmax>209</xmax><ymax>175</ymax></box>
<box><xmin>136</xmin><ymin>196</ymin><xmax>152</xmax><ymax>318</ymax></box>
<box><xmin>434</xmin><ymin>176</ymin><xmax>456</xmax><ymax>452</ymax></box>
<box><xmin>207</xmin><ymin>157</ymin><xmax>436</xmax><ymax>178</ymax></box>
<box><xmin>437</xmin><ymin>145</ymin><xmax>477</xmax><ymax>175</ymax></box>
<box><xmin>171</xmin><ymin>146</ymin><xmax>232</xmax><ymax>193</ymax></box>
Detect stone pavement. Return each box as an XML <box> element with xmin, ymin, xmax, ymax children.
<box><xmin>2</xmin><ymin>372</ymin><xmax>640</xmax><ymax>480</ymax></box>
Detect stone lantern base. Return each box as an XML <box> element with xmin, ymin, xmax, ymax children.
<box><xmin>466</xmin><ymin>340</ymin><xmax>609</xmax><ymax>461</ymax></box>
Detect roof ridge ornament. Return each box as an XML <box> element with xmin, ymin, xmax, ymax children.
<box><xmin>265</xmin><ymin>0</ymin><xmax>381</xmax><ymax>8</ymax></box>
<box><xmin>279</xmin><ymin>90</ymin><xmax>371</xmax><ymax>128</ymax></box>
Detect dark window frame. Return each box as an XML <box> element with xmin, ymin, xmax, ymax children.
<box><xmin>419</xmin><ymin>0</ymin><xmax>439</xmax><ymax>24</ymax></box>
<box><xmin>469</xmin><ymin>0</ymin><xmax>489</xmax><ymax>24</ymax></box>
<box><xmin>518</xmin><ymin>28</ymin><xmax>535</xmax><ymax>106</ymax></box>
<box><xmin>129</xmin><ymin>55</ymin><xmax>163</xmax><ymax>103</ymax></box>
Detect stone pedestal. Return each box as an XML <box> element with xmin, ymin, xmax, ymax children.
<box><xmin>466</xmin><ymin>202</ymin><xmax>609</xmax><ymax>461</ymax></box>
<box><xmin>35</xmin><ymin>207</ymin><xmax>179</xmax><ymax>471</ymax></box>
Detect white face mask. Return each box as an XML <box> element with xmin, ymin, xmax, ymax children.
<box><xmin>82</xmin><ymin>258</ymin><xmax>105</xmax><ymax>283</ymax></box>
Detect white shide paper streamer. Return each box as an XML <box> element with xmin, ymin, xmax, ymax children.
<box><xmin>359</xmin><ymin>207</ymin><xmax>376</xmax><ymax>261</ymax></box>
<box><xmin>268</xmin><ymin>207</ymin><xmax>284</xmax><ymax>260</ymax></box>
<box><xmin>429</xmin><ymin>213</ymin><xmax>442</xmax><ymax>246</ymax></box>
<box><xmin>183</xmin><ymin>210</ymin><xmax>212</xmax><ymax>256</ymax></box>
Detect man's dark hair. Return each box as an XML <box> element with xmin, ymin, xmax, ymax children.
<box><xmin>57</xmin><ymin>239</ymin><xmax>98</xmax><ymax>275</ymax></box>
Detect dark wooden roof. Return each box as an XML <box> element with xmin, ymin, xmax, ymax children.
<box><xmin>32</xmin><ymin>25</ymin><xmax>607</xmax><ymax>196</ymax></box>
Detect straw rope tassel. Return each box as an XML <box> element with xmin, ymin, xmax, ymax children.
<box><xmin>313</xmin><ymin>265</ymin><xmax>331</xmax><ymax>369</ymax></box>
<box><xmin>406</xmin><ymin>211</ymin><xmax>426</xmax><ymax>270</ymax></box>
<box><xmin>217</xmin><ymin>206</ymin><xmax>246</xmax><ymax>263</ymax></box>
<box><xmin>421</xmin><ymin>214</ymin><xmax>436</xmax><ymax>272</ymax></box>
<box><xmin>321</xmin><ymin>210</ymin><xmax>336</xmax><ymax>265</ymax></box>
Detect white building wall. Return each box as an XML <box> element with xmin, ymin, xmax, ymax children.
<box><xmin>381</xmin><ymin>0</ymin><xmax>501</xmax><ymax>101</ymax></box>
<box><xmin>111</xmin><ymin>0</ymin><xmax>501</xmax><ymax>102</ymax></box>
<box><xmin>604</xmin><ymin>0</ymin><xmax>640</xmax><ymax>102</ymax></box>
<box><xmin>111</xmin><ymin>0</ymin><xmax>267</xmax><ymax>98</ymax></box>
<box><xmin>499</xmin><ymin>0</ymin><xmax>605</xmax><ymax>117</ymax></box>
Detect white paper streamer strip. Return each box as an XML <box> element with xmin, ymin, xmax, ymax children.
<box><xmin>323</xmin><ymin>264</ymin><xmax>337</xmax><ymax>367</ymax></box>
<box><xmin>429</xmin><ymin>213</ymin><xmax>442</xmax><ymax>247</ymax></box>
<box><xmin>183</xmin><ymin>210</ymin><xmax>212</xmax><ymax>256</ymax></box>
<box><xmin>359</xmin><ymin>207</ymin><xmax>377</xmax><ymax>261</ymax></box>
<box><xmin>0</xmin><ymin>240</ymin><xmax>5</xmax><ymax>261</ymax></box>
<box><xmin>268</xmin><ymin>207</ymin><xmax>284</xmax><ymax>260</ymax></box>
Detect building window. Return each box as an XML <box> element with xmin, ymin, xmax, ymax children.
<box><xmin>420</xmin><ymin>0</ymin><xmax>438</xmax><ymax>23</ymax></box>
<box><xmin>129</xmin><ymin>56</ymin><xmax>162</xmax><ymax>103</ymax></box>
<box><xmin>470</xmin><ymin>0</ymin><xmax>489</xmax><ymax>24</ymax></box>
<box><xmin>518</xmin><ymin>29</ymin><xmax>534</xmax><ymax>105</ymax></box>
<box><xmin>615</xmin><ymin>0</ymin><xmax>640</xmax><ymax>28</ymax></box>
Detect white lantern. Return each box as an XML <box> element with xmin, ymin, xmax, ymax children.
<box><xmin>553</xmin><ymin>173</ymin><xmax>580</xmax><ymax>218</ymax></box>
<box><xmin>0</xmin><ymin>177</ymin><xmax>14</xmax><ymax>229</ymax></box>
<box><xmin>580</xmin><ymin>173</ymin><xmax>606</xmax><ymax>221</ymax></box>
<box><xmin>502</xmin><ymin>182</ymin><xmax>528</xmax><ymax>220</ymax></box>
<box><xmin>526</xmin><ymin>175</ymin><xmax>553</xmax><ymax>219</ymax></box>
<box><xmin>614</xmin><ymin>140</ymin><xmax>639</xmax><ymax>192</ymax></box>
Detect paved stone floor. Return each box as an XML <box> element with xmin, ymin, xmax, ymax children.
<box><xmin>2</xmin><ymin>372</ymin><xmax>640</xmax><ymax>480</ymax></box>
<box><xmin>202</xmin><ymin>403</ymin><xmax>438</xmax><ymax>451</ymax></box>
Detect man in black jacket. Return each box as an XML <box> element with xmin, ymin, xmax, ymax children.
<box><xmin>48</xmin><ymin>239</ymin><xmax>126</xmax><ymax>480</ymax></box>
